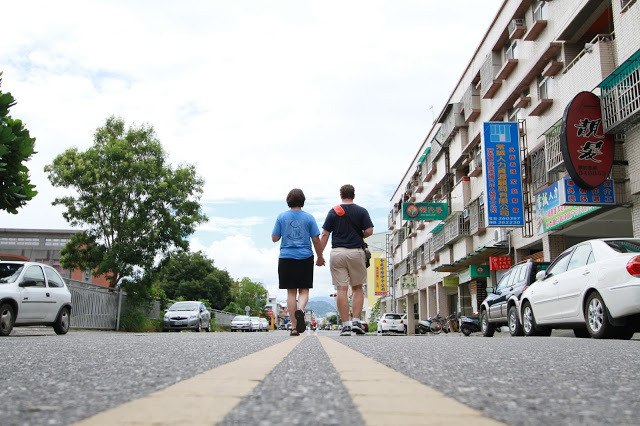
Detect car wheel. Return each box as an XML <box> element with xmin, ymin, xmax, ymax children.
<box><xmin>573</xmin><ymin>327</ymin><xmax>590</xmax><ymax>338</ymax></box>
<box><xmin>0</xmin><ymin>303</ymin><xmax>15</xmax><ymax>337</ymax></box>
<box><xmin>461</xmin><ymin>324</ymin><xmax>472</xmax><ymax>336</ymax></box>
<box><xmin>195</xmin><ymin>320</ymin><xmax>202</xmax><ymax>332</ymax></box>
<box><xmin>508</xmin><ymin>306</ymin><xmax>524</xmax><ymax>337</ymax></box>
<box><xmin>480</xmin><ymin>310</ymin><xmax>495</xmax><ymax>337</ymax></box>
<box><xmin>205</xmin><ymin>320</ymin><xmax>211</xmax><ymax>332</ymax></box>
<box><xmin>53</xmin><ymin>307</ymin><xmax>70</xmax><ymax>335</ymax></box>
<box><xmin>522</xmin><ymin>302</ymin><xmax>550</xmax><ymax>336</ymax></box>
<box><xmin>585</xmin><ymin>292</ymin><xmax>614</xmax><ymax>339</ymax></box>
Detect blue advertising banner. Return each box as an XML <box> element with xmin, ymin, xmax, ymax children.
<box><xmin>559</xmin><ymin>177</ymin><xmax>615</xmax><ymax>206</ymax></box>
<box><xmin>482</xmin><ymin>122</ymin><xmax>525</xmax><ymax>227</ymax></box>
<box><xmin>534</xmin><ymin>180</ymin><xmax>599</xmax><ymax>235</ymax></box>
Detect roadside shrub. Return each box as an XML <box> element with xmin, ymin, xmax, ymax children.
<box><xmin>368</xmin><ymin>322</ymin><xmax>377</xmax><ymax>333</ymax></box>
<box><xmin>119</xmin><ymin>308</ymin><xmax>151</xmax><ymax>332</ymax></box>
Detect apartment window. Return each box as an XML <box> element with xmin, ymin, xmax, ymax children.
<box><xmin>533</xmin><ymin>0</ymin><xmax>546</xmax><ymax>21</ymax></box>
<box><xmin>538</xmin><ymin>75</ymin><xmax>552</xmax><ymax>99</ymax></box>
<box><xmin>508</xmin><ymin>108</ymin><xmax>520</xmax><ymax>122</ymax></box>
<box><xmin>505</xmin><ymin>39</ymin><xmax>518</xmax><ymax>60</ymax></box>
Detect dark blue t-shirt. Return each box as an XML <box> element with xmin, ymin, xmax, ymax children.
<box><xmin>322</xmin><ymin>203</ymin><xmax>374</xmax><ymax>249</ymax></box>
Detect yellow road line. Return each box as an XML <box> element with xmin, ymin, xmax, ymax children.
<box><xmin>73</xmin><ymin>336</ymin><xmax>305</xmax><ymax>426</ymax></box>
<box><xmin>318</xmin><ymin>337</ymin><xmax>504</xmax><ymax>426</ymax></box>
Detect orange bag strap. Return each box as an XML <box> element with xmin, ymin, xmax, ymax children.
<box><xmin>332</xmin><ymin>205</ymin><xmax>345</xmax><ymax>216</ymax></box>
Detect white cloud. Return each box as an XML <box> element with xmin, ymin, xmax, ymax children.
<box><xmin>1</xmin><ymin>0</ymin><xmax>501</xmax><ymax>302</ymax></box>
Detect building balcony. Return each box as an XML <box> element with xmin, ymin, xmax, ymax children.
<box><xmin>542</xmin><ymin>61</ymin><xmax>563</xmax><ymax>77</ymax></box>
<box><xmin>462</xmin><ymin>83</ymin><xmax>481</xmax><ymax>123</ymax></box>
<box><xmin>529</xmin><ymin>98</ymin><xmax>553</xmax><ymax>116</ymax></box>
<box><xmin>524</xmin><ymin>19</ymin><xmax>547</xmax><ymax>41</ymax></box>
<box><xmin>508</xmin><ymin>18</ymin><xmax>526</xmax><ymax>40</ymax></box>
<box><xmin>599</xmin><ymin>48</ymin><xmax>640</xmax><ymax>134</ymax></box>
<box><xmin>443</xmin><ymin>211</ymin><xmax>470</xmax><ymax>245</ymax></box>
<box><xmin>496</xmin><ymin>59</ymin><xmax>518</xmax><ymax>80</ymax></box>
<box><xmin>514</xmin><ymin>95</ymin><xmax>531</xmax><ymax>109</ymax></box>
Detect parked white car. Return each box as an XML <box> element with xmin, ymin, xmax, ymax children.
<box><xmin>519</xmin><ymin>238</ymin><xmax>640</xmax><ymax>339</ymax></box>
<box><xmin>230</xmin><ymin>315</ymin><xmax>251</xmax><ymax>332</ymax></box>
<box><xmin>259</xmin><ymin>317</ymin><xmax>269</xmax><ymax>332</ymax></box>
<box><xmin>0</xmin><ymin>261</ymin><xmax>72</xmax><ymax>336</ymax></box>
<box><xmin>250</xmin><ymin>316</ymin><xmax>261</xmax><ymax>332</ymax></box>
<box><xmin>377</xmin><ymin>313</ymin><xmax>404</xmax><ymax>334</ymax></box>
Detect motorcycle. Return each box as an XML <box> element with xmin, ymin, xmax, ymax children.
<box><xmin>459</xmin><ymin>316</ymin><xmax>481</xmax><ymax>336</ymax></box>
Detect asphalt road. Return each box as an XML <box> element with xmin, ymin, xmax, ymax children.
<box><xmin>2</xmin><ymin>327</ymin><xmax>639</xmax><ymax>425</ymax></box>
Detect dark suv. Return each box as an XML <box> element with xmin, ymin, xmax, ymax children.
<box><xmin>480</xmin><ymin>259</ymin><xmax>550</xmax><ymax>337</ymax></box>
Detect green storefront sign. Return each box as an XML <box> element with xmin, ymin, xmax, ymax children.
<box><xmin>402</xmin><ymin>202</ymin><xmax>448</xmax><ymax>220</ymax></box>
<box><xmin>470</xmin><ymin>265</ymin><xmax>490</xmax><ymax>278</ymax></box>
<box><xmin>443</xmin><ymin>276</ymin><xmax>459</xmax><ymax>287</ymax></box>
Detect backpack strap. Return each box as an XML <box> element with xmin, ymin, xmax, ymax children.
<box><xmin>333</xmin><ymin>205</ymin><xmax>364</xmax><ymax>243</ymax></box>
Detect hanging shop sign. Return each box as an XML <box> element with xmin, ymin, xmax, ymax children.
<box><xmin>489</xmin><ymin>256</ymin><xmax>513</xmax><ymax>270</ymax></box>
<box><xmin>470</xmin><ymin>264</ymin><xmax>490</xmax><ymax>278</ymax></box>
<box><xmin>458</xmin><ymin>268</ymin><xmax>472</xmax><ymax>284</ymax></box>
<box><xmin>402</xmin><ymin>202</ymin><xmax>448</xmax><ymax>220</ymax></box>
<box><xmin>400</xmin><ymin>276</ymin><xmax>418</xmax><ymax>289</ymax></box>
<box><xmin>482</xmin><ymin>122</ymin><xmax>525</xmax><ymax>227</ymax></box>
<box><xmin>534</xmin><ymin>180</ymin><xmax>599</xmax><ymax>235</ymax></box>
<box><xmin>560</xmin><ymin>91</ymin><xmax>614</xmax><ymax>189</ymax></box>
<box><xmin>443</xmin><ymin>276</ymin><xmax>460</xmax><ymax>287</ymax></box>
<box><xmin>374</xmin><ymin>258</ymin><xmax>388</xmax><ymax>296</ymax></box>
<box><xmin>558</xmin><ymin>177</ymin><xmax>615</xmax><ymax>206</ymax></box>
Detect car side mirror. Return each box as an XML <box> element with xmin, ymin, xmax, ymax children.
<box><xmin>19</xmin><ymin>280</ymin><xmax>37</xmax><ymax>287</ymax></box>
<box><xmin>486</xmin><ymin>287</ymin><xmax>494</xmax><ymax>294</ymax></box>
<box><xmin>536</xmin><ymin>270</ymin><xmax>546</xmax><ymax>281</ymax></box>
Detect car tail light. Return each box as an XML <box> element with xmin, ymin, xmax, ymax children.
<box><xmin>626</xmin><ymin>256</ymin><xmax>640</xmax><ymax>277</ymax></box>
<box><xmin>382</xmin><ymin>319</ymin><xmax>387</xmax><ymax>323</ymax></box>
<box><xmin>400</xmin><ymin>319</ymin><xmax>404</xmax><ymax>324</ymax></box>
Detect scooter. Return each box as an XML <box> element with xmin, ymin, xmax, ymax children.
<box><xmin>459</xmin><ymin>316</ymin><xmax>481</xmax><ymax>336</ymax></box>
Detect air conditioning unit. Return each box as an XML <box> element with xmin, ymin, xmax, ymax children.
<box><xmin>494</xmin><ymin>228</ymin><xmax>508</xmax><ymax>245</ymax></box>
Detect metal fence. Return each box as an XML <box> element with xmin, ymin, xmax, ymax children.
<box><xmin>66</xmin><ymin>279</ymin><xmax>237</xmax><ymax>330</ymax></box>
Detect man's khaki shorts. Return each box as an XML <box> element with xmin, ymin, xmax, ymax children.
<box><xmin>330</xmin><ymin>247</ymin><xmax>367</xmax><ymax>287</ymax></box>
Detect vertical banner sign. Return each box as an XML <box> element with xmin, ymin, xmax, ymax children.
<box><xmin>482</xmin><ymin>122</ymin><xmax>525</xmax><ymax>227</ymax></box>
<box><xmin>374</xmin><ymin>258</ymin><xmax>387</xmax><ymax>296</ymax></box>
<box><xmin>560</xmin><ymin>92</ymin><xmax>614</xmax><ymax>189</ymax></box>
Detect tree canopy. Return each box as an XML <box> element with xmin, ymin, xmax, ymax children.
<box><xmin>153</xmin><ymin>250</ymin><xmax>233</xmax><ymax>310</ymax></box>
<box><xmin>0</xmin><ymin>72</ymin><xmax>37</xmax><ymax>213</ymax></box>
<box><xmin>45</xmin><ymin>116</ymin><xmax>207</xmax><ymax>286</ymax></box>
<box><xmin>225</xmin><ymin>277</ymin><xmax>268</xmax><ymax>317</ymax></box>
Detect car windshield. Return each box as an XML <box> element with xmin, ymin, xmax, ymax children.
<box><xmin>604</xmin><ymin>240</ymin><xmax>640</xmax><ymax>253</ymax></box>
<box><xmin>233</xmin><ymin>316</ymin><xmax>250</xmax><ymax>321</ymax></box>
<box><xmin>0</xmin><ymin>263</ymin><xmax>24</xmax><ymax>284</ymax></box>
<box><xmin>168</xmin><ymin>302</ymin><xmax>199</xmax><ymax>311</ymax></box>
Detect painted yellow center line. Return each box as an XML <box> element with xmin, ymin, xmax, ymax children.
<box><xmin>318</xmin><ymin>337</ymin><xmax>504</xmax><ymax>426</ymax></box>
<box><xmin>73</xmin><ymin>336</ymin><xmax>306</xmax><ymax>426</ymax></box>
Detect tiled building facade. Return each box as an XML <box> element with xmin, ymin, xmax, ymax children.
<box><xmin>382</xmin><ymin>0</ymin><xmax>640</xmax><ymax>331</ymax></box>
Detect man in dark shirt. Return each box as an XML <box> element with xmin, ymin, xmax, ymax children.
<box><xmin>319</xmin><ymin>184</ymin><xmax>374</xmax><ymax>336</ymax></box>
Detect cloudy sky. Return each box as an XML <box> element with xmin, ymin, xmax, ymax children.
<box><xmin>1</xmin><ymin>0</ymin><xmax>500</xmax><ymax>301</ymax></box>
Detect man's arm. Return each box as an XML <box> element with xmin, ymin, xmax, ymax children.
<box><xmin>363</xmin><ymin>227</ymin><xmax>374</xmax><ymax>239</ymax></box>
<box><xmin>319</xmin><ymin>229</ymin><xmax>331</xmax><ymax>252</ymax></box>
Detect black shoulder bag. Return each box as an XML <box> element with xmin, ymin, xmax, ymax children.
<box><xmin>333</xmin><ymin>205</ymin><xmax>372</xmax><ymax>268</ymax></box>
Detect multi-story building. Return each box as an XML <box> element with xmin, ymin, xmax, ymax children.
<box><xmin>382</xmin><ymin>0</ymin><xmax>640</xmax><ymax>328</ymax></box>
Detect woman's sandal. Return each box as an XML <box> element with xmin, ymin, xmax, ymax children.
<box><xmin>290</xmin><ymin>330</ymin><xmax>300</xmax><ymax>336</ymax></box>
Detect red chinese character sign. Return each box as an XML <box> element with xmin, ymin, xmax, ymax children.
<box><xmin>560</xmin><ymin>92</ymin><xmax>614</xmax><ymax>189</ymax></box>
<box><xmin>489</xmin><ymin>256</ymin><xmax>512</xmax><ymax>270</ymax></box>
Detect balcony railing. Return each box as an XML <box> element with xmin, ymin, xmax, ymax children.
<box><xmin>600</xmin><ymin>49</ymin><xmax>640</xmax><ymax>134</ymax></box>
<box><xmin>468</xmin><ymin>198</ymin><xmax>486</xmax><ymax>235</ymax></box>
<box><xmin>430</xmin><ymin>128</ymin><xmax>445</xmax><ymax>160</ymax></box>
<box><xmin>432</xmin><ymin>228</ymin><xmax>445</xmax><ymax>253</ymax></box>
<box><xmin>462</xmin><ymin>83</ymin><xmax>481</xmax><ymax>123</ymax></box>
<box><xmin>544</xmin><ymin>119</ymin><xmax>564</xmax><ymax>172</ymax></box>
<box><xmin>443</xmin><ymin>211</ymin><xmax>470</xmax><ymax>245</ymax></box>
<box><xmin>388</xmin><ymin>210</ymin><xmax>397</xmax><ymax>230</ymax></box>
<box><xmin>440</xmin><ymin>103</ymin><xmax>466</xmax><ymax>143</ymax></box>
<box><xmin>480</xmin><ymin>51</ymin><xmax>502</xmax><ymax>99</ymax></box>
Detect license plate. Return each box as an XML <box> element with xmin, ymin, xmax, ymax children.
<box><xmin>174</xmin><ymin>320</ymin><xmax>185</xmax><ymax>325</ymax></box>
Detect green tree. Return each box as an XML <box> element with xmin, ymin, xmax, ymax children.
<box><xmin>231</xmin><ymin>277</ymin><xmax>268</xmax><ymax>316</ymax></box>
<box><xmin>0</xmin><ymin>72</ymin><xmax>37</xmax><ymax>213</ymax></box>
<box><xmin>327</xmin><ymin>315</ymin><xmax>338</xmax><ymax>325</ymax></box>
<box><xmin>154</xmin><ymin>250</ymin><xmax>233</xmax><ymax>310</ymax></box>
<box><xmin>45</xmin><ymin>116</ymin><xmax>207</xmax><ymax>287</ymax></box>
<box><xmin>222</xmin><ymin>301</ymin><xmax>245</xmax><ymax>315</ymax></box>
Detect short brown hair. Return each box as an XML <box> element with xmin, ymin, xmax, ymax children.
<box><xmin>286</xmin><ymin>188</ymin><xmax>305</xmax><ymax>208</ymax></box>
<box><xmin>340</xmin><ymin>184</ymin><xmax>355</xmax><ymax>199</ymax></box>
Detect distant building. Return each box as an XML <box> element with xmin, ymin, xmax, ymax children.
<box><xmin>0</xmin><ymin>228</ymin><xmax>112</xmax><ymax>287</ymax></box>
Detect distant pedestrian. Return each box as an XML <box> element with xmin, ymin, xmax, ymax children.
<box><xmin>272</xmin><ymin>188</ymin><xmax>325</xmax><ymax>336</ymax></box>
<box><xmin>319</xmin><ymin>184</ymin><xmax>373</xmax><ymax>336</ymax></box>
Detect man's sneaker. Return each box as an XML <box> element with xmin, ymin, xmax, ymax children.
<box><xmin>340</xmin><ymin>326</ymin><xmax>352</xmax><ymax>336</ymax></box>
<box><xmin>351</xmin><ymin>322</ymin><xmax>366</xmax><ymax>335</ymax></box>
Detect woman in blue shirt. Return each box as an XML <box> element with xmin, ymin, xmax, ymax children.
<box><xmin>272</xmin><ymin>188</ymin><xmax>325</xmax><ymax>336</ymax></box>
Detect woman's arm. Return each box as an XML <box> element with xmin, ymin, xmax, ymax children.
<box><xmin>312</xmin><ymin>235</ymin><xmax>325</xmax><ymax>266</ymax></box>
<box><xmin>272</xmin><ymin>234</ymin><xmax>281</xmax><ymax>243</ymax></box>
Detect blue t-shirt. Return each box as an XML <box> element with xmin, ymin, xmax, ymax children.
<box><xmin>272</xmin><ymin>210</ymin><xmax>320</xmax><ymax>259</ymax></box>
<box><xmin>322</xmin><ymin>203</ymin><xmax>374</xmax><ymax>249</ymax></box>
